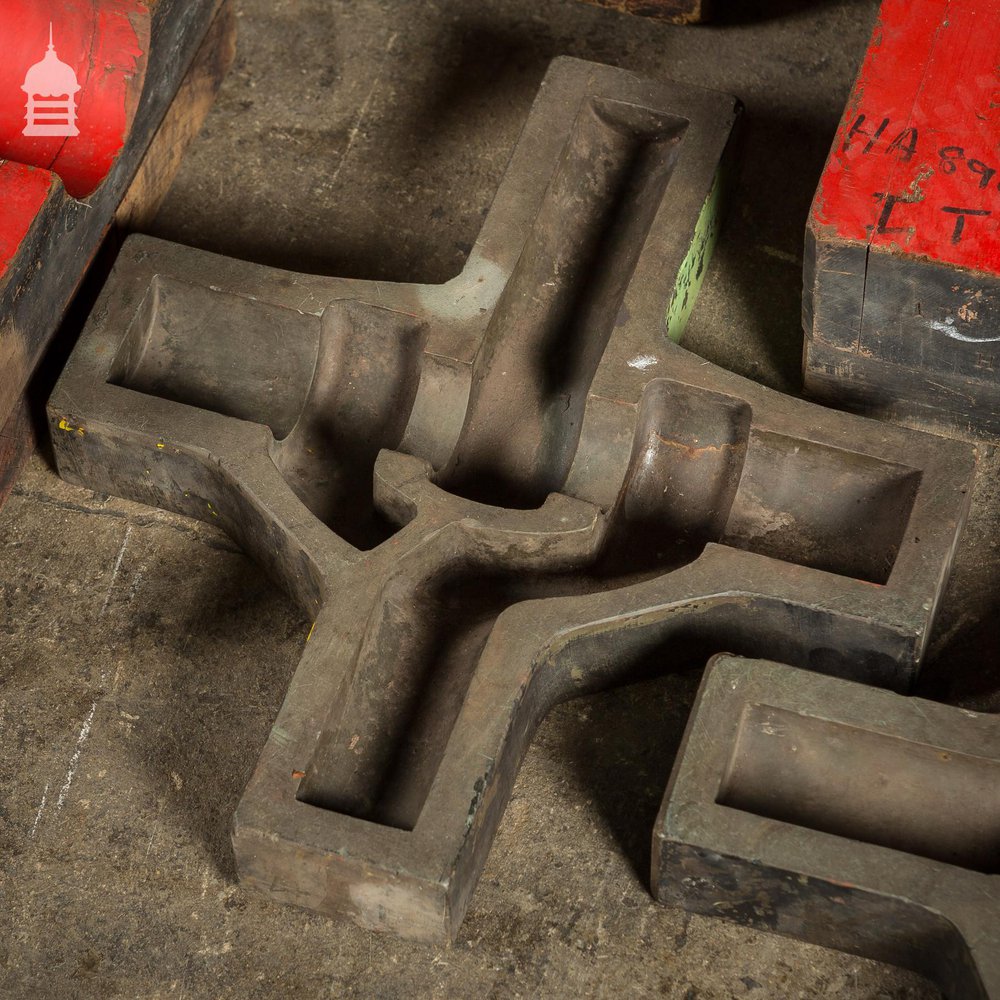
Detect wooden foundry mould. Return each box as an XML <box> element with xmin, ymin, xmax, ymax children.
<box><xmin>48</xmin><ymin>58</ymin><xmax>976</xmax><ymax>942</ymax></box>
<box><xmin>656</xmin><ymin>655</ymin><xmax>1000</xmax><ymax>999</ymax></box>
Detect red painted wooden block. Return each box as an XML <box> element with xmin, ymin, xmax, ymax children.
<box><xmin>803</xmin><ymin>0</ymin><xmax>1000</xmax><ymax>435</ymax></box>
<box><xmin>0</xmin><ymin>1</ymin><xmax>150</xmax><ymax>293</ymax></box>
<box><xmin>0</xmin><ymin>0</ymin><xmax>233</xmax><ymax>509</ymax></box>
<box><xmin>0</xmin><ymin>0</ymin><xmax>150</xmax><ymax>203</ymax></box>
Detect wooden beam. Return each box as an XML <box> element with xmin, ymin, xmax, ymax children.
<box><xmin>0</xmin><ymin>0</ymin><xmax>235</xmax><ymax>512</ymax></box>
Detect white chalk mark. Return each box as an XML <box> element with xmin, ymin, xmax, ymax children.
<box><xmin>55</xmin><ymin>702</ymin><xmax>96</xmax><ymax>810</ymax></box>
<box><xmin>29</xmin><ymin>783</ymin><xmax>49</xmax><ymax>838</ymax></box>
<box><xmin>930</xmin><ymin>316</ymin><xmax>1000</xmax><ymax>344</ymax></box>
<box><xmin>145</xmin><ymin>822</ymin><xmax>159</xmax><ymax>859</ymax></box>
<box><xmin>329</xmin><ymin>31</ymin><xmax>399</xmax><ymax>189</ymax></box>
<box><xmin>36</xmin><ymin>518</ymin><xmax>127</xmax><ymax>826</ymax></box>
<box><xmin>628</xmin><ymin>354</ymin><xmax>658</xmax><ymax>371</ymax></box>
<box><xmin>52</xmin><ymin>525</ymin><xmax>132</xmax><ymax>817</ymax></box>
<box><xmin>99</xmin><ymin>524</ymin><xmax>132</xmax><ymax>619</ymax></box>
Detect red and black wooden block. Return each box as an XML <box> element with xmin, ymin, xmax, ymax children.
<box><xmin>0</xmin><ymin>0</ymin><xmax>233</xmax><ymax>508</ymax></box>
<box><xmin>803</xmin><ymin>0</ymin><xmax>1000</xmax><ymax>436</ymax></box>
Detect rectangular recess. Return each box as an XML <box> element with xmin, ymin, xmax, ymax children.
<box><xmin>717</xmin><ymin>702</ymin><xmax>1000</xmax><ymax>874</ymax></box>
<box><xmin>442</xmin><ymin>97</ymin><xmax>688</xmax><ymax>508</ymax></box>
<box><xmin>723</xmin><ymin>431</ymin><xmax>921</xmax><ymax>584</ymax></box>
<box><xmin>110</xmin><ymin>275</ymin><xmax>320</xmax><ymax>439</ymax></box>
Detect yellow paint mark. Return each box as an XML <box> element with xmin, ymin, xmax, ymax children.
<box><xmin>156</xmin><ymin>441</ymin><xmax>165</xmax><ymax>449</ymax></box>
<box><xmin>306</xmin><ymin>622</ymin><xmax>316</xmax><ymax>642</ymax></box>
<box><xmin>58</xmin><ymin>418</ymin><xmax>85</xmax><ymax>436</ymax></box>
<box><xmin>206</xmin><ymin>501</ymin><xmax>218</xmax><ymax>518</ymax></box>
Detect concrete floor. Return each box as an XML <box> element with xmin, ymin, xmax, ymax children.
<box><xmin>2</xmin><ymin>0</ymin><xmax>998</xmax><ymax>996</ymax></box>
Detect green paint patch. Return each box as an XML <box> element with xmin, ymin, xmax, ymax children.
<box><xmin>666</xmin><ymin>165</ymin><xmax>725</xmax><ymax>343</ymax></box>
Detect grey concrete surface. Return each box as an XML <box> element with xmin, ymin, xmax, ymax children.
<box><xmin>2</xmin><ymin>0</ymin><xmax>998</xmax><ymax>997</ymax></box>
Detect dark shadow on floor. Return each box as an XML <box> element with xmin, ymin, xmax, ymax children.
<box><xmin>914</xmin><ymin>444</ymin><xmax>1000</xmax><ymax>713</ymax></box>
<box><xmin>710</xmin><ymin>0</ymin><xmax>857</xmax><ymax>26</ymax></box>
<box><xmin>920</xmin><ymin>611</ymin><xmax>1000</xmax><ymax>712</ymax></box>
<box><xmin>682</xmin><ymin>105</ymin><xmax>839</xmax><ymax>395</ymax></box>
<box><xmin>557</xmin><ymin>667</ymin><xmax>703</xmax><ymax>883</ymax></box>
<box><xmin>149</xmin><ymin>16</ymin><xmax>562</xmax><ymax>283</ymax></box>
<box><xmin>127</xmin><ymin>554</ymin><xmax>306</xmax><ymax>879</ymax></box>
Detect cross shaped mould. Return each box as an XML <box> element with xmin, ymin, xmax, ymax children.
<box><xmin>48</xmin><ymin>58</ymin><xmax>976</xmax><ymax>942</ymax></box>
